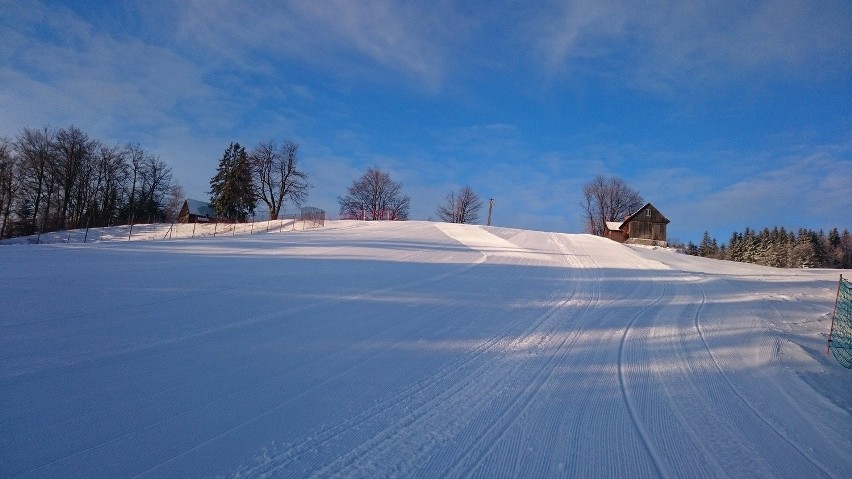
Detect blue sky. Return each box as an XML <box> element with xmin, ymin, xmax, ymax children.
<box><xmin>2</xmin><ymin>0</ymin><xmax>850</xmax><ymax>243</ymax></box>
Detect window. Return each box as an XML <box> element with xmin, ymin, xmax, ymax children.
<box><xmin>645</xmin><ymin>209</ymin><xmax>651</xmax><ymax>217</ymax></box>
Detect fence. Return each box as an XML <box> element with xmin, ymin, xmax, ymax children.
<box><xmin>5</xmin><ymin>216</ymin><xmax>323</xmax><ymax>245</ymax></box>
<box><xmin>827</xmin><ymin>274</ymin><xmax>852</xmax><ymax>369</ymax></box>
<box><xmin>299</xmin><ymin>206</ymin><xmax>326</xmax><ymax>228</ymax></box>
<box><xmin>0</xmin><ymin>206</ymin><xmax>328</xmax><ymax>245</ymax></box>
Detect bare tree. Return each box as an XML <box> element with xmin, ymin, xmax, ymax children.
<box><xmin>436</xmin><ymin>186</ymin><xmax>483</xmax><ymax>224</ymax></box>
<box><xmin>338</xmin><ymin>167</ymin><xmax>410</xmax><ymax>220</ymax></box>
<box><xmin>123</xmin><ymin>143</ymin><xmax>146</xmax><ymax>222</ymax></box>
<box><xmin>250</xmin><ymin>140</ymin><xmax>309</xmax><ymax>220</ymax></box>
<box><xmin>90</xmin><ymin>143</ymin><xmax>129</xmax><ymax>226</ymax></box>
<box><xmin>138</xmin><ymin>154</ymin><xmax>173</xmax><ymax>222</ymax></box>
<box><xmin>53</xmin><ymin>126</ymin><xmax>96</xmax><ymax>229</ymax></box>
<box><xmin>123</xmin><ymin>144</ymin><xmax>174</xmax><ymax>223</ymax></box>
<box><xmin>581</xmin><ymin>175</ymin><xmax>644</xmax><ymax>236</ymax></box>
<box><xmin>15</xmin><ymin>126</ymin><xmax>57</xmax><ymax>234</ymax></box>
<box><xmin>0</xmin><ymin>124</ymin><xmax>185</xmax><ymax>239</ymax></box>
<box><xmin>0</xmin><ymin>138</ymin><xmax>17</xmax><ymax>238</ymax></box>
<box><xmin>164</xmin><ymin>184</ymin><xmax>185</xmax><ymax>222</ymax></box>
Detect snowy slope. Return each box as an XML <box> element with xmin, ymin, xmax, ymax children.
<box><xmin>1</xmin><ymin>221</ymin><xmax>849</xmax><ymax>478</ymax></box>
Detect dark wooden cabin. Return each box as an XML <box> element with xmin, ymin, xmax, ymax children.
<box><xmin>178</xmin><ymin>199</ymin><xmax>216</xmax><ymax>223</ymax></box>
<box><xmin>604</xmin><ymin>202</ymin><xmax>670</xmax><ymax>246</ymax></box>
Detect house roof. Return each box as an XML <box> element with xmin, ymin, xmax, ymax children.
<box><xmin>624</xmin><ymin>202</ymin><xmax>670</xmax><ymax>224</ymax></box>
<box><xmin>605</xmin><ymin>221</ymin><xmax>624</xmax><ymax>231</ymax></box>
<box><xmin>184</xmin><ymin>199</ymin><xmax>215</xmax><ymax>218</ymax></box>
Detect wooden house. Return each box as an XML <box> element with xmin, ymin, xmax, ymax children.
<box><xmin>178</xmin><ymin>199</ymin><xmax>216</xmax><ymax>223</ymax></box>
<box><xmin>604</xmin><ymin>202</ymin><xmax>670</xmax><ymax>246</ymax></box>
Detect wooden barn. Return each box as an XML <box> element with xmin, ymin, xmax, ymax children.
<box><xmin>604</xmin><ymin>202</ymin><xmax>670</xmax><ymax>246</ymax></box>
<box><xmin>178</xmin><ymin>199</ymin><xmax>216</xmax><ymax>223</ymax></box>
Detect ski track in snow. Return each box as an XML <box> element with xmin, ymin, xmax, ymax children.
<box><xmin>617</xmin><ymin>281</ymin><xmax>672</xmax><ymax>479</ymax></box>
<box><xmin>254</xmin><ymin>232</ymin><xmax>590</xmax><ymax>478</ymax></box>
<box><xmin>2</xmin><ymin>221</ymin><xmax>850</xmax><ymax>478</ymax></box>
<box><xmin>691</xmin><ymin>281</ymin><xmax>833</xmax><ymax>477</ymax></box>
<box><xmin>8</xmin><ymin>224</ymin><xmax>489</xmax><ymax>477</ymax></box>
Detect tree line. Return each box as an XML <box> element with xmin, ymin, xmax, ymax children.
<box><xmin>9</xmin><ymin>130</ymin><xmax>839</xmax><ymax>270</ymax></box>
<box><xmin>686</xmin><ymin>227</ymin><xmax>852</xmax><ymax>269</ymax></box>
<box><xmin>0</xmin><ymin>126</ymin><xmax>485</xmax><ymax>241</ymax></box>
<box><xmin>0</xmin><ymin>126</ymin><xmax>181</xmax><ymax>240</ymax></box>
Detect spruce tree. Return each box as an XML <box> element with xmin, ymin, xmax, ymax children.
<box><xmin>210</xmin><ymin>142</ymin><xmax>256</xmax><ymax>222</ymax></box>
<box><xmin>727</xmin><ymin>232</ymin><xmax>743</xmax><ymax>262</ymax></box>
<box><xmin>812</xmin><ymin>230</ymin><xmax>829</xmax><ymax>267</ymax></box>
<box><xmin>698</xmin><ymin>231</ymin><xmax>718</xmax><ymax>258</ymax></box>
<box><xmin>791</xmin><ymin>229</ymin><xmax>817</xmax><ymax>268</ymax></box>
<box><xmin>709</xmin><ymin>226</ymin><xmax>848</xmax><ymax>269</ymax></box>
<box><xmin>842</xmin><ymin>229</ymin><xmax>852</xmax><ymax>269</ymax></box>
<box><xmin>829</xmin><ymin>228</ymin><xmax>841</xmax><ymax>248</ymax></box>
<box><xmin>742</xmin><ymin>228</ymin><xmax>758</xmax><ymax>264</ymax></box>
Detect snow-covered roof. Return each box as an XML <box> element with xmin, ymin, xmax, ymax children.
<box><xmin>184</xmin><ymin>199</ymin><xmax>215</xmax><ymax>218</ymax></box>
<box><xmin>606</xmin><ymin>221</ymin><xmax>624</xmax><ymax>231</ymax></box>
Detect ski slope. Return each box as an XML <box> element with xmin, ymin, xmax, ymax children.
<box><xmin>1</xmin><ymin>221</ymin><xmax>850</xmax><ymax>478</ymax></box>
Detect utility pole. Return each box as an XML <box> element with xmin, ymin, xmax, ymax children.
<box><xmin>487</xmin><ymin>198</ymin><xmax>494</xmax><ymax>226</ymax></box>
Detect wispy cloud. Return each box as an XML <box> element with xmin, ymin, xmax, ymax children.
<box><xmin>170</xmin><ymin>0</ymin><xmax>460</xmax><ymax>90</ymax></box>
<box><xmin>531</xmin><ymin>0</ymin><xmax>852</xmax><ymax>92</ymax></box>
<box><xmin>533</xmin><ymin>0</ymin><xmax>631</xmax><ymax>71</ymax></box>
<box><xmin>0</xmin><ymin>2</ymin><xmax>213</xmax><ymax>139</ymax></box>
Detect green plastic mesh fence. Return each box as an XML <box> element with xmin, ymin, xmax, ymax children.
<box><xmin>828</xmin><ymin>275</ymin><xmax>852</xmax><ymax>369</ymax></box>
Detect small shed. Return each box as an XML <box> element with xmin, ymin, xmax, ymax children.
<box><xmin>178</xmin><ymin>199</ymin><xmax>216</xmax><ymax>223</ymax></box>
<box><xmin>605</xmin><ymin>202</ymin><xmax>670</xmax><ymax>246</ymax></box>
<box><xmin>604</xmin><ymin>221</ymin><xmax>628</xmax><ymax>242</ymax></box>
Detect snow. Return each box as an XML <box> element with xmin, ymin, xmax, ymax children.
<box><xmin>1</xmin><ymin>220</ymin><xmax>850</xmax><ymax>478</ymax></box>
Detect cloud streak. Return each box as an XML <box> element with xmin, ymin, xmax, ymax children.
<box><xmin>169</xmin><ymin>0</ymin><xmax>460</xmax><ymax>90</ymax></box>
<box><xmin>531</xmin><ymin>0</ymin><xmax>852</xmax><ymax>92</ymax></box>
<box><xmin>0</xmin><ymin>2</ymin><xmax>214</xmax><ymax>139</ymax></box>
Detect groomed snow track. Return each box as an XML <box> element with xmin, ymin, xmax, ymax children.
<box><xmin>1</xmin><ymin>221</ymin><xmax>850</xmax><ymax>478</ymax></box>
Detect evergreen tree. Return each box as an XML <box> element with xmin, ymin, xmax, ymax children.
<box><xmin>699</xmin><ymin>226</ymin><xmax>848</xmax><ymax>269</ymax></box>
<box><xmin>791</xmin><ymin>229</ymin><xmax>817</xmax><ymax>268</ymax></box>
<box><xmin>828</xmin><ymin>228</ymin><xmax>840</xmax><ymax>249</ymax></box>
<box><xmin>685</xmin><ymin>241</ymin><xmax>697</xmax><ymax>256</ymax></box>
<box><xmin>741</xmin><ymin>228</ymin><xmax>758</xmax><ymax>264</ymax></box>
<box><xmin>210</xmin><ymin>143</ymin><xmax>255</xmax><ymax>222</ymax></box>
<box><xmin>812</xmin><ymin>230</ymin><xmax>829</xmax><ymax>267</ymax></box>
<box><xmin>726</xmin><ymin>231</ymin><xmax>743</xmax><ymax>262</ymax></box>
<box><xmin>841</xmin><ymin>229</ymin><xmax>852</xmax><ymax>269</ymax></box>
<box><xmin>698</xmin><ymin>231</ymin><xmax>718</xmax><ymax>258</ymax></box>
<box><xmin>761</xmin><ymin>227</ymin><xmax>784</xmax><ymax>267</ymax></box>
